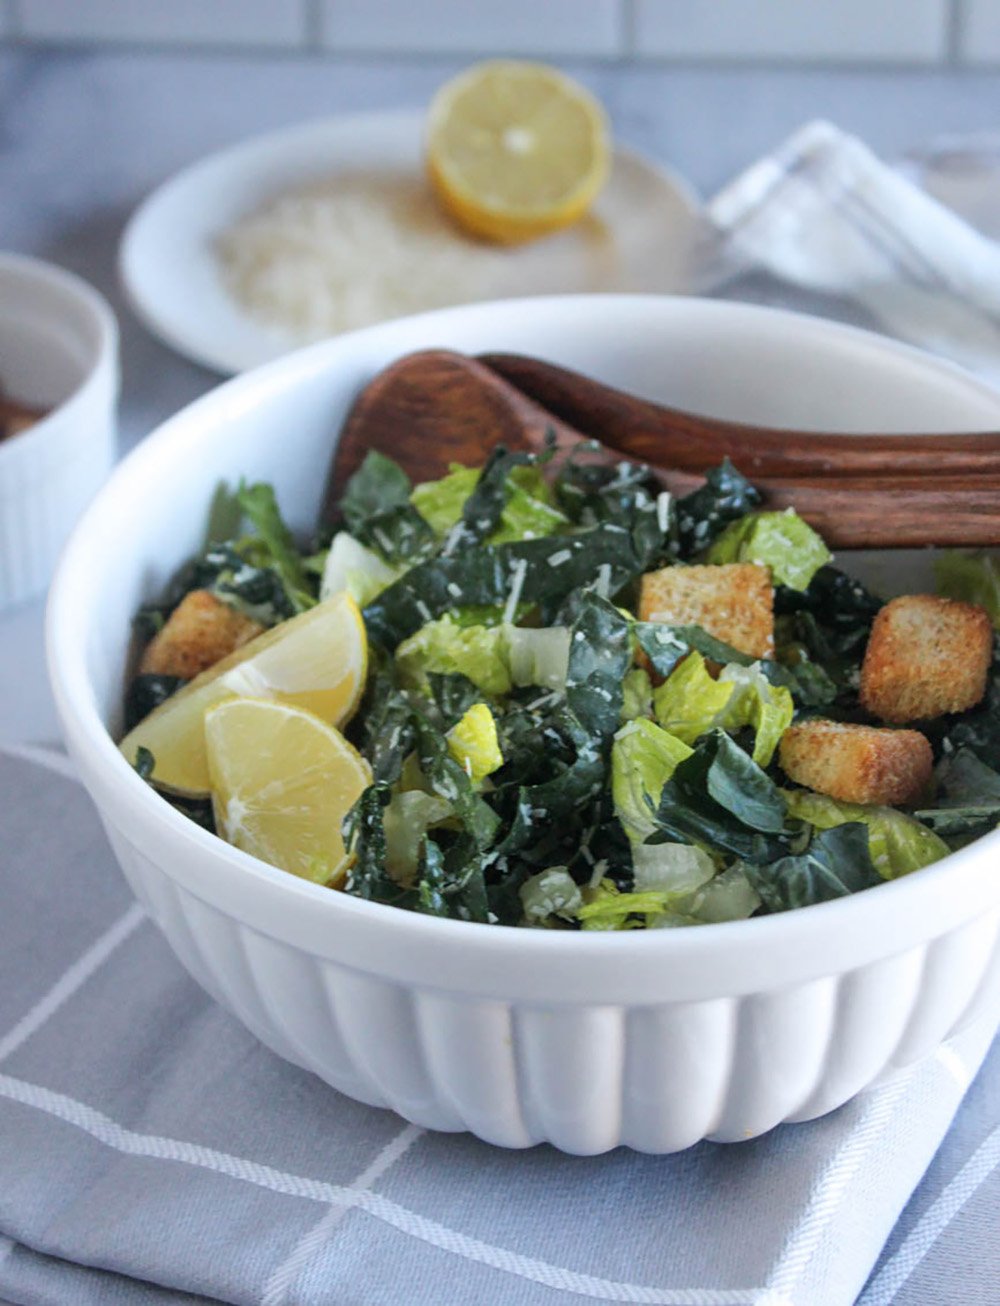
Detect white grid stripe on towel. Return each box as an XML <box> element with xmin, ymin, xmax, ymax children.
<box><xmin>762</xmin><ymin>1065</ymin><xmax>918</xmax><ymax>1301</ymax></box>
<box><xmin>859</xmin><ymin>1120</ymin><xmax>1000</xmax><ymax>1306</ymax></box>
<box><xmin>0</xmin><ymin>1072</ymin><xmax>774</xmax><ymax>1305</ymax></box>
<box><xmin>0</xmin><ymin>903</ymin><xmax>146</xmax><ymax>1065</ymax></box>
<box><xmin>260</xmin><ymin>1122</ymin><xmax>424</xmax><ymax>1306</ymax></box>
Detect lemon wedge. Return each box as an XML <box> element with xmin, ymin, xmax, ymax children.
<box><xmin>120</xmin><ymin>590</ymin><xmax>367</xmax><ymax>798</ymax></box>
<box><xmin>426</xmin><ymin>60</ymin><xmax>611</xmax><ymax>245</ymax></box>
<box><xmin>205</xmin><ymin>698</ymin><xmax>371</xmax><ymax>886</ymax></box>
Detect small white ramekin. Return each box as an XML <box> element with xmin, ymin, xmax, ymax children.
<box><xmin>0</xmin><ymin>252</ymin><xmax>119</xmax><ymax>610</ymax></box>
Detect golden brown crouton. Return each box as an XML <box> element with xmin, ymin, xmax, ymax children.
<box><xmin>779</xmin><ymin>719</ymin><xmax>933</xmax><ymax>806</ymax></box>
<box><xmin>139</xmin><ymin>590</ymin><xmax>264</xmax><ymax>680</ymax></box>
<box><xmin>860</xmin><ymin>595</ymin><xmax>992</xmax><ymax>723</ymax></box>
<box><xmin>639</xmin><ymin>563</ymin><xmax>774</xmax><ymax>660</ymax></box>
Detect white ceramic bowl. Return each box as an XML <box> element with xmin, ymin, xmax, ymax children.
<box><xmin>47</xmin><ymin>296</ymin><xmax>1000</xmax><ymax>1155</ymax></box>
<box><xmin>0</xmin><ymin>252</ymin><xmax>119</xmax><ymax>609</ymax></box>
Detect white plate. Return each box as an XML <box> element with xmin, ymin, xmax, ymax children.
<box><xmin>119</xmin><ymin>110</ymin><xmax>701</xmax><ymax>376</ymax></box>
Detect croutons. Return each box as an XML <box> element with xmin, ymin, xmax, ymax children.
<box><xmin>779</xmin><ymin>719</ymin><xmax>933</xmax><ymax>807</ymax></box>
<box><xmin>139</xmin><ymin>590</ymin><xmax>263</xmax><ymax>680</ymax></box>
<box><xmin>860</xmin><ymin>594</ymin><xmax>992</xmax><ymax>723</ymax></box>
<box><xmin>639</xmin><ymin>563</ymin><xmax>774</xmax><ymax>660</ymax></box>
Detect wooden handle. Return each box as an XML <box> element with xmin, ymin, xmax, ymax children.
<box><xmin>480</xmin><ymin>351</ymin><xmax>1000</xmax><ymax>480</ymax></box>
<box><xmin>322</xmin><ymin>348</ymin><xmax>1000</xmax><ymax>550</ymax></box>
<box><xmin>645</xmin><ymin>467</ymin><xmax>1000</xmax><ymax>548</ymax></box>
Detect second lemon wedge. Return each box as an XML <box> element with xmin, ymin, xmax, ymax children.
<box><xmin>120</xmin><ymin>590</ymin><xmax>367</xmax><ymax>797</ymax></box>
<box><xmin>426</xmin><ymin>60</ymin><xmax>611</xmax><ymax>245</ymax></box>
<box><xmin>205</xmin><ymin>698</ymin><xmax>371</xmax><ymax>885</ymax></box>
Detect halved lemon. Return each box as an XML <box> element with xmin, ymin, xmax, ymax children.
<box><xmin>120</xmin><ymin>590</ymin><xmax>367</xmax><ymax>798</ymax></box>
<box><xmin>205</xmin><ymin>698</ymin><xmax>371</xmax><ymax>886</ymax></box>
<box><xmin>426</xmin><ymin>60</ymin><xmax>611</xmax><ymax>245</ymax></box>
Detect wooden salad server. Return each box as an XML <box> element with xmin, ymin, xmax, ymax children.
<box><xmin>479</xmin><ymin>350</ymin><xmax>1000</xmax><ymax>480</ymax></box>
<box><xmin>323</xmin><ymin>348</ymin><xmax>1000</xmax><ymax>549</ymax></box>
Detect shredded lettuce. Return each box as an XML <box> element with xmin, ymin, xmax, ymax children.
<box><xmin>707</xmin><ymin>509</ymin><xmax>832</xmax><ymax>591</ymax></box>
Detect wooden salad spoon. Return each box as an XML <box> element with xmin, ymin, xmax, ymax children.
<box><xmin>479</xmin><ymin>350</ymin><xmax>1000</xmax><ymax>480</ymax></box>
<box><xmin>322</xmin><ymin>349</ymin><xmax>1000</xmax><ymax>549</ymax></box>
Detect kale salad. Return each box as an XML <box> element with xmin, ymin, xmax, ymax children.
<box><xmin>122</xmin><ymin>440</ymin><xmax>1000</xmax><ymax>931</ymax></box>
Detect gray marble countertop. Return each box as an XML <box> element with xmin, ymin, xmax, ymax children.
<box><xmin>3</xmin><ymin>46</ymin><xmax>1000</xmax><ymax>744</ymax></box>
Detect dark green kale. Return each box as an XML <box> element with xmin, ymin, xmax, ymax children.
<box><xmin>674</xmin><ymin>459</ymin><xmax>763</xmax><ymax>558</ymax></box>
<box><xmin>744</xmin><ymin>823</ymin><xmax>881</xmax><ymax>911</ymax></box>
<box><xmin>338</xmin><ymin>450</ymin><xmax>435</xmax><ymax>565</ymax></box>
<box><xmin>124</xmin><ymin>673</ymin><xmax>187</xmax><ymax>731</ymax></box>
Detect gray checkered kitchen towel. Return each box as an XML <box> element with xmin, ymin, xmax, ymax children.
<box><xmin>1</xmin><ymin>743</ymin><xmax>999</xmax><ymax>1306</ymax></box>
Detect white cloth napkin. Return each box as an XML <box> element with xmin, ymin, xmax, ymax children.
<box><xmin>697</xmin><ymin>119</ymin><xmax>1000</xmax><ymax>387</ymax></box>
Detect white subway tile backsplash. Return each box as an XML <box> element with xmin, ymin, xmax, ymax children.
<box><xmin>958</xmin><ymin>0</ymin><xmax>1000</xmax><ymax>64</ymax></box>
<box><xmin>17</xmin><ymin>0</ymin><xmax>308</xmax><ymax>48</ymax></box>
<box><xmin>632</xmin><ymin>0</ymin><xmax>949</xmax><ymax>63</ymax></box>
<box><xmin>319</xmin><ymin>0</ymin><xmax>623</xmax><ymax>58</ymax></box>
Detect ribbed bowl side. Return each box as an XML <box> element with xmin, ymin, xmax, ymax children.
<box><xmin>105</xmin><ymin>828</ymin><xmax>1000</xmax><ymax>1155</ymax></box>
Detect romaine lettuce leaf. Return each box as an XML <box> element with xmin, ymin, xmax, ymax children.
<box><xmin>395</xmin><ymin>617</ymin><xmax>571</xmax><ymax>698</ymax></box>
<box><xmin>620</xmin><ymin>668</ymin><xmax>653</xmax><ymax>723</ymax></box>
<box><xmin>717</xmin><ymin>663</ymin><xmax>795</xmax><ymax>767</ymax></box>
<box><xmin>935</xmin><ymin>550</ymin><xmax>1000</xmax><ymax>626</ymax></box>
<box><xmin>630</xmin><ymin>839</ymin><xmax>715</xmax><ymax>894</ymax></box>
<box><xmin>708</xmin><ymin>510</ymin><xmax>831</xmax><ymax>591</ymax></box>
<box><xmin>411</xmin><ymin>455</ymin><xmax>569</xmax><ymax>545</ymax></box>
<box><xmin>321</xmin><ymin>531</ymin><xmax>401</xmax><ymax>607</ymax></box>
<box><xmin>668</xmin><ymin>861</ymin><xmax>761</xmax><ymax>924</ymax></box>
<box><xmin>383</xmin><ymin>791</ymin><xmax>454</xmax><ymax>882</ymax></box>
<box><xmin>652</xmin><ymin>651</ymin><xmax>735</xmax><ymax>745</ymax></box>
<box><xmin>396</xmin><ymin>616</ymin><xmax>513</xmax><ymax>696</ymax></box>
<box><xmin>519</xmin><ymin>867</ymin><xmax>583</xmax><ymax>923</ymax></box>
<box><xmin>784</xmin><ymin>788</ymin><xmax>949</xmax><ymax>879</ymax></box>
<box><xmin>612</xmin><ymin>718</ymin><xmax>694</xmax><ymax>842</ymax></box>
<box><xmin>446</xmin><ymin>703</ymin><xmax>504</xmax><ymax>785</ymax></box>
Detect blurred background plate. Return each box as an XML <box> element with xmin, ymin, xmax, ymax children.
<box><xmin>119</xmin><ymin>109</ymin><xmax>701</xmax><ymax>376</ymax></box>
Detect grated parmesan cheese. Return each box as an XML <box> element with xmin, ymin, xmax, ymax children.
<box><xmin>215</xmin><ymin>173</ymin><xmax>504</xmax><ymax>340</ymax></box>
